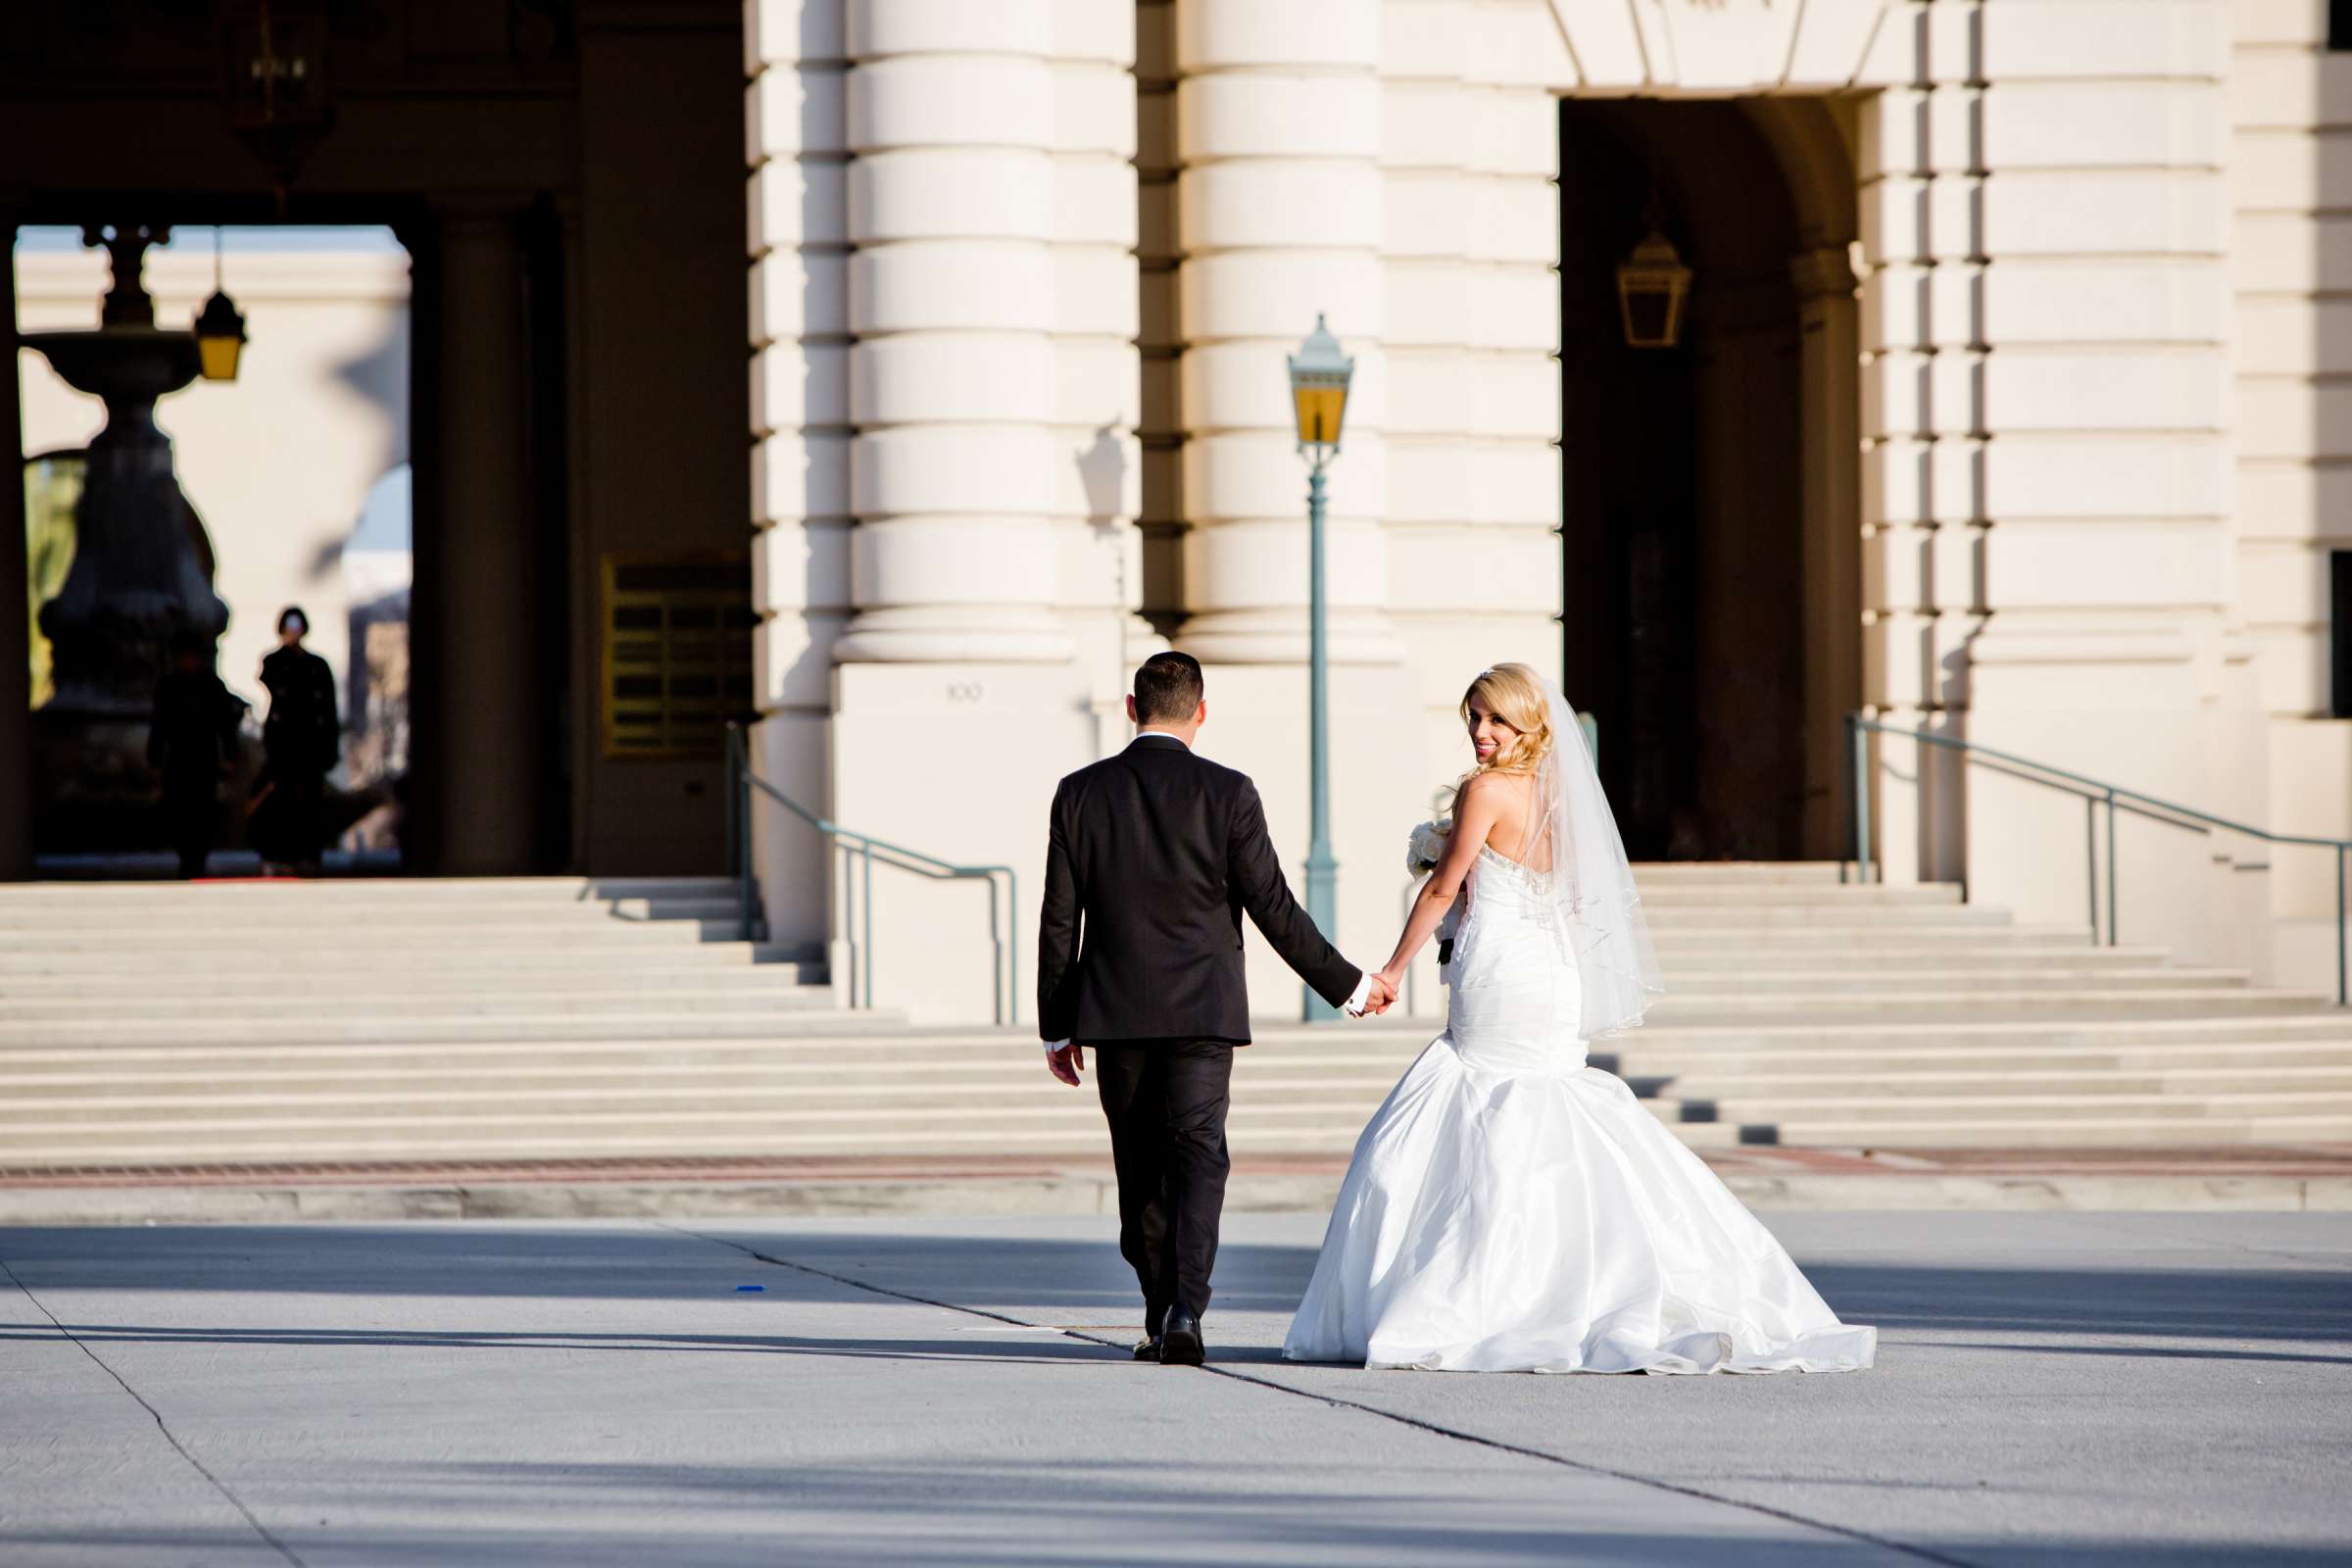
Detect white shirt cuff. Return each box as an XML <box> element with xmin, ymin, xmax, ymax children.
<box><xmin>1343</xmin><ymin>971</ymin><xmax>1374</xmax><ymax>1016</ymax></box>
<box><xmin>1045</xmin><ymin>1039</ymin><xmax>1071</xmax><ymax>1054</ymax></box>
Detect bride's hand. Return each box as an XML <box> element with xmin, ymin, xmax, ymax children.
<box><xmin>1376</xmin><ymin>964</ymin><xmax>1406</xmax><ymax>1004</ymax></box>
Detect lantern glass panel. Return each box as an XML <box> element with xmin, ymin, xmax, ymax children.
<box><xmin>1293</xmin><ymin>382</ymin><xmax>1348</xmax><ymax>448</ymax></box>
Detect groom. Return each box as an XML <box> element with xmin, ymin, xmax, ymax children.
<box><xmin>1037</xmin><ymin>652</ymin><xmax>1393</xmax><ymax>1366</ymax></box>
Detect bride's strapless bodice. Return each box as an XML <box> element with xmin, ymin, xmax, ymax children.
<box><xmin>1446</xmin><ymin>846</ymin><xmax>1586</xmax><ymax>1072</ymax></box>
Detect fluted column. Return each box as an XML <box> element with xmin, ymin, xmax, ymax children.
<box><xmin>1046</xmin><ymin>2</ymin><xmax>1159</xmax><ymax>730</ymax></box>
<box><xmin>834</xmin><ymin>0</ymin><xmax>1066</xmax><ymax>662</ymax></box>
<box><xmin>746</xmin><ymin>0</ymin><xmax>853</xmax><ymax>948</ymax></box>
<box><xmin>1459</xmin><ymin>5</ymin><xmax>1562</xmax><ymax>678</ymax></box>
<box><xmin>1378</xmin><ymin>0</ymin><xmax>1475</xmax><ymax>768</ymax></box>
<box><xmin>1173</xmin><ymin>0</ymin><xmax>1395</xmax><ymax>663</ymax></box>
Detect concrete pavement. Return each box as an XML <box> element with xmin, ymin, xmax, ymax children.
<box><xmin>3</xmin><ymin>1212</ymin><xmax>2347</xmax><ymax>1566</ymax></box>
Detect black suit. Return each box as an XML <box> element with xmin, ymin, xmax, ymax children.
<box><xmin>1037</xmin><ymin>734</ymin><xmax>1361</xmax><ymax>1324</ymax></box>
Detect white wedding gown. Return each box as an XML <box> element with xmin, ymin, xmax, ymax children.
<box><xmin>1283</xmin><ymin>846</ymin><xmax>1876</xmax><ymax>1374</ymax></box>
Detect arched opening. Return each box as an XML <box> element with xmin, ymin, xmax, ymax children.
<box><xmin>1558</xmin><ymin>97</ymin><xmax>1860</xmax><ymax>862</ymax></box>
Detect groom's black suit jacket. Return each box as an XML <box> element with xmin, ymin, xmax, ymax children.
<box><xmin>1038</xmin><ymin>735</ymin><xmax>1361</xmax><ymax>1044</ymax></box>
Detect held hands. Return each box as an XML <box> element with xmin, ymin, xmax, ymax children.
<box><xmin>1348</xmin><ymin>970</ymin><xmax>1399</xmax><ymax>1018</ymax></box>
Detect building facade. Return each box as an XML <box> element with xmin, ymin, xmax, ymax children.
<box><xmin>742</xmin><ymin>0</ymin><xmax>2352</xmax><ymax>1020</ymax></box>
<box><xmin>3</xmin><ymin>1</ymin><xmax>2346</xmax><ymax>1025</ymax></box>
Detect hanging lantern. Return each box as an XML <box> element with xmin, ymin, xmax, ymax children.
<box><xmin>193</xmin><ymin>290</ymin><xmax>247</xmax><ymax>382</ymax></box>
<box><xmin>192</xmin><ymin>227</ymin><xmax>247</xmax><ymax>381</ymax></box>
<box><xmin>1616</xmin><ymin>227</ymin><xmax>1693</xmax><ymax>351</ymax></box>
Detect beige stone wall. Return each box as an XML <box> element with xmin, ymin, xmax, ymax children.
<box><xmin>2231</xmin><ymin>0</ymin><xmax>2352</xmax><ymax>988</ymax></box>
<box><xmin>16</xmin><ymin>245</ymin><xmax>410</xmax><ymax>744</ymax></box>
<box><xmin>738</xmin><ymin>0</ymin><xmax>2352</xmax><ymax>1020</ymax></box>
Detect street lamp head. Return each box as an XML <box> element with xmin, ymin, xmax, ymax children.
<box><xmin>1287</xmin><ymin>313</ymin><xmax>1353</xmax><ymax>459</ymax></box>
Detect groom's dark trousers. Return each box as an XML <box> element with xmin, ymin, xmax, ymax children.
<box><xmin>1038</xmin><ymin>734</ymin><xmax>1361</xmax><ymax>1322</ymax></box>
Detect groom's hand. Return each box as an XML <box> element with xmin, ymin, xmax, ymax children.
<box><xmin>1046</xmin><ymin>1042</ymin><xmax>1085</xmax><ymax>1087</ymax></box>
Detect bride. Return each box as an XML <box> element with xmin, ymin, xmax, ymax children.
<box><xmin>1283</xmin><ymin>662</ymin><xmax>1876</xmax><ymax>1375</ymax></box>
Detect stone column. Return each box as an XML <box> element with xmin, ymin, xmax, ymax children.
<box><xmin>416</xmin><ymin>202</ymin><xmax>540</xmax><ymax>876</ymax></box>
<box><xmin>0</xmin><ymin>228</ymin><xmax>30</xmax><ymax>878</ymax></box>
<box><xmin>1170</xmin><ymin>0</ymin><xmax>1419</xmax><ymax>997</ymax></box>
<box><xmin>1861</xmin><ymin>0</ymin><xmax>2250</xmax><ymax>965</ymax></box>
<box><xmin>1379</xmin><ymin>0</ymin><xmax>1477</xmax><ymax>776</ymax></box>
<box><xmin>836</xmin><ymin>0</ymin><xmax>1064</xmax><ymax>663</ymax></box>
<box><xmin>2230</xmin><ymin>0</ymin><xmax>2352</xmax><ymax>988</ymax></box>
<box><xmin>1173</xmin><ymin>0</ymin><xmax>1391</xmax><ymax>664</ymax></box>
<box><xmin>1048</xmin><ymin>3</ymin><xmax>1158</xmax><ymax>754</ymax></box>
<box><xmin>810</xmin><ymin>0</ymin><xmax>1103</xmax><ymax>1019</ymax></box>
<box><xmin>746</xmin><ymin>0</ymin><xmax>853</xmax><ymax>952</ymax></box>
<box><xmin>1458</xmin><ymin>2</ymin><xmax>1565</xmax><ymax>688</ymax></box>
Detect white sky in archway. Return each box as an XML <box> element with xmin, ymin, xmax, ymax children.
<box><xmin>14</xmin><ymin>225</ymin><xmax>405</xmax><ymax>256</ymax></box>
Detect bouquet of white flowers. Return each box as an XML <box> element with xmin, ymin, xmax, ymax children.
<box><xmin>1406</xmin><ymin>817</ymin><xmax>1451</xmax><ymax>875</ymax></box>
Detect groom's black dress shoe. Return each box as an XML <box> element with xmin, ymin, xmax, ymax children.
<box><xmin>1133</xmin><ymin>1336</ymin><xmax>1162</xmax><ymax>1360</ymax></box>
<box><xmin>1159</xmin><ymin>1308</ymin><xmax>1204</xmax><ymax>1366</ymax></box>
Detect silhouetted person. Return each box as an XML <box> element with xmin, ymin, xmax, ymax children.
<box><xmin>147</xmin><ymin>633</ymin><xmax>244</xmax><ymax>879</ymax></box>
<box><xmin>249</xmin><ymin>605</ymin><xmax>340</xmax><ymax>875</ymax></box>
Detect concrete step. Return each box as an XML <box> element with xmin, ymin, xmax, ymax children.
<box><xmin>20</xmin><ymin>1055</ymin><xmax>2352</xmax><ymax>1111</ymax></box>
<box><xmin>1643</xmin><ymin>988</ymin><xmax>2328</xmax><ymax>1021</ymax></box>
<box><xmin>1749</xmin><ymin>1114</ymin><xmax>2352</xmax><ymax>1149</ymax></box>
<box><xmin>0</xmin><ymin>920</ymin><xmax>756</xmax><ymax>954</ymax></box>
<box><xmin>0</xmin><ymin>900</ymin><xmax>748</xmax><ymax>934</ymax></box>
<box><xmin>1673</xmin><ymin>1088</ymin><xmax>2352</xmax><ymax>1123</ymax></box>
<box><xmin>0</xmin><ymin>958</ymin><xmax>827</xmax><ymax>992</ymax></box>
<box><xmin>0</xmin><ymin>982</ymin><xmax>837</xmax><ymax>1020</ymax></box>
<box><xmin>1637</xmin><ymin>906</ymin><xmax>2016</xmax><ymax>928</ymax></box>
<box><xmin>1624</xmin><ymin>862</ymin><xmax>1851</xmax><ymax>883</ymax></box>
<box><xmin>1636</xmin><ymin>1063</ymin><xmax>2352</xmax><ymax>1101</ymax></box>
<box><xmin>1656</xmin><ymin>968</ymin><xmax>2250</xmax><ymax>996</ymax></box>
<box><xmin>1643</xmin><ymin>926</ymin><xmax>2095</xmax><ymax>951</ymax></box>
<box><xmin>0</xmin><ymin>963</ymin><xmax>2233</xmax><ymax>1006</ymax></box>
<box><xmin>0</xmin><ymin>983</ymin><xmax>843</xmax><ymax>1024</ymax></box>
<box><xmin>13</xmin><ymin>1037</ymin><xmax>2352</xmax><ymax>1093</ymax></box>
<box><xmin>1637</xmin><ymin>883</ymin><xmax>1962</xmax><ymax>906</ymax></box>
<box><xmin>1642</xmin><ymin>944</ymin><xmax>2157</xmax><ymax>969</ymax></box>
<box><xmin>0</xmin><ymin>876</ymin><xmax>740</xmax><ymax>906</ymax></box>
<box><xmin>0</xmin><ymin>947</ymin><xmax>821</xmax><ymax>981</ymax></box>
<box><xmin>1599</xmin><ymin>1041</ymin><xmax>2352</xmax><ymax>1077</ymax></box>
<box><xmin>0</xmin><ymin>1010</ymin><xmax>932</xmax><ymax>1048</ymax></box>
<box><xmin>7</xmin><ymin>1014</ymin><xmax>2351</xmax><ymax>1072</ymax></box>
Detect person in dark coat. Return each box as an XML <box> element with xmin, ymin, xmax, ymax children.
<box><xmin>146</xmin><ymin>633</ymin><xmax>244</xmax><ymax>879</ymax></box>
<box><xmin>249</xmin><ymin>605</ymin><xmax>340</xmax><ymax>875</ymax></box>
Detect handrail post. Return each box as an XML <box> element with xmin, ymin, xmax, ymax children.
<box><xmin>1848</xmin><ymin>712</ymin><xmax>1873</xmax><ymax>885</ymax></box>
<box><xmin>988</xmin><ymin>875</ymin><xmax>1004</xmax><ymax>1027</ymax></box>
<box><xmin>2337</xmin><ymin>845</ymin><xmax>2347</xmax><ymax>1007</ymax></box>
<box><xmin>1840</xmin><ymin>714</ymin><xmax>1853</xmax><ymax>885</ymax></box>
<box><xmin>2085</xmin><ymin>795</ymin><xmax>2100</xmax><ymax>946</ymax></box>
<box><xmin>861</xmin><ymin>840</ymin><xmax>875</xmax><ymax>1009</ymax></box>
<box><xmin>1007</xmin><ymin>868</ymin><xmax>1020</xmax><ymax>1029</ymax></box>
<box><xmin>2105</xmin><ymin>789</ymin><xmax>2119</xmax><ymax>948</ymax></box>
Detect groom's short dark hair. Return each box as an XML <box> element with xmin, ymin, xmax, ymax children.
<box><xmin>1134</xmin><ymin>651</ymin><xmax>1204</xmax><ymax>723</ymax></box>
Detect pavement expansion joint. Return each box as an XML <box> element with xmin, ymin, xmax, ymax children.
<box><xmin>652</xmin><ymin>1221</ymin><xmax>1980</xmax><ymax>1568</ymax></box>
<box><xmin>0</xmin><ymin>1248</ymin><xmax>313</xmax><ymax>1568</ymax></box>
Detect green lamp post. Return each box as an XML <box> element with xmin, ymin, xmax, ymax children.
<box><xmin>1288</xmin><ymin>315</ymin><xmax>1352</xmax><ymax>1021</ymax></box>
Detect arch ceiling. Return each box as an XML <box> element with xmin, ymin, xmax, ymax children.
<box><xmin>1544</xmin><ymin>0</ymin><xmax>1896</xmax><ymax>94</ymax></box>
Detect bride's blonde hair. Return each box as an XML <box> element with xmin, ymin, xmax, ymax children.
<box><xmin>1458</xmin><ymin>662</ymin><xmax>1553</xmax><ymax>781</ymax></box>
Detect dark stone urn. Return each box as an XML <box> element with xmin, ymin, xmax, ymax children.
<box><xmin>22</xmin><ymin>224</ymin><xmax>234</xmax><ymax>853</ymax></box>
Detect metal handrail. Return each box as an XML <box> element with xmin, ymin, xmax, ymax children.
<box><xmin>1845</xmin><ymin>712</ymin><xmax>2350</xmax><ymax>1005</ymax></box>
<box><xmin>724</xmin><ymin>723</ymin><xmax>1018</xmax><ymax>1025</ymax></box>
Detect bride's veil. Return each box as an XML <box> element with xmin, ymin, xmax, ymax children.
<box><xmin>1521</xmin><ymin>677</ymin><xmax>1666</xmax><ymax>1037</ymax></box>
